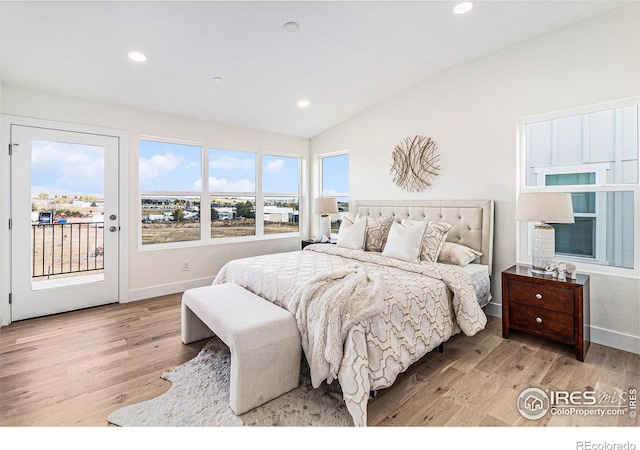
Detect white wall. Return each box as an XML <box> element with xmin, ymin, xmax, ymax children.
<box><xmin>0</xmin><ymin>85</ymin><xmax>309</xmax><ymax>324</ymax></box>
<box><xmin>310</xmin><ymin>4</ymin><xmax>640</xmax><ymax>353</ymax></box>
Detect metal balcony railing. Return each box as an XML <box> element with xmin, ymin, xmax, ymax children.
<box><xmin>32</xmin><ymin>222</ymin><xmax>104</xmax><ymax>279</ymax></box>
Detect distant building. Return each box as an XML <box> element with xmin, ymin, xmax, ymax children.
<box><xmin>213</xmin><ymin>207</ymin><xmax>234</xmax><ymax>220</ymax></box>
<box><xmin>263</xmin><ymin>206</ymin><xmax>295</xmax><ymax>223</ymax></box>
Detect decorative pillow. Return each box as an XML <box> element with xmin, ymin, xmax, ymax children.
<box><xmin>438</xmin><ymin>242</ymin><xmax>483</xmax><ymax>266</ymax></box>
<box><xmin>401</xmin><ymin>218</ymin><xmax>452</xmax><ymax>263</ymax></box>
<box><xmin>381</xmin><ymin>221</ymin><xmax>427</xmax><ymax>263</ymax></box>
<box><xmin>356</xmin><ymin>215</ymin><xmax>393</xmax><ymax>252</ymax></box>
<box><xmin>336</xmin><ymin>217</ymin><xmax>366</xmax><ymax>250</ymax></box>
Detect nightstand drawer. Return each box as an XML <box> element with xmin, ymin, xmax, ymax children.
<box><xmin>508</xmin><ymin>279</ymin><xmax>574</xmax><ymax>314</ymax></box>
<box><xmin>510</xmin><ymin>303</ymin><xmax>574</xmax><ymax>342</ymax></box>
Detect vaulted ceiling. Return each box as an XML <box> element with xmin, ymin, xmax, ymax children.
<box><xmin>0</xmin><ymin>1</ymin><xmax>629</xmax><ymax>138</ymax></box>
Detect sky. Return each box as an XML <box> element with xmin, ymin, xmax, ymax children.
<box><xmin>31</xmin><ymin>140</ymin><xmax>105</xmax><ymax>197</ymax></box>
<box><xmin>139</xmin><ymin>140</ymin><xmax>304</xmax><ymax>194</ymax></box>
<box><xmin>322</xmin><ymin>153</ymin><xmax>349</xmax><ymax>197</ymax></box>
<box><xmin>30</xmin><ymin>139</ymin><xmax>348</xmax><ymax>198</ymax></box>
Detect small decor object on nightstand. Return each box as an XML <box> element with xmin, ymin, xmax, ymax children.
<box><xmin>390</xmin><ymin>135</ymin><xmax>440</xmax><ymax>192</ymax></box>
<box><xmin>545</xmin><ymin>260</ymin><xmax>577</xmax><ymax>281</ymax></box>
<box><xmin>566</xmin><ymin>262</ymin><xmax>577</xmax><ymax>280</ymax></box>
<box><xmin>301</xmin><ymin>237</ymin><xmax>336</xmax><ymax>250</ymax></box>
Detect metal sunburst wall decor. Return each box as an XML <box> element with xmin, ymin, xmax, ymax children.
<box><xmin>390</xmin><ymin>135</ymin><xmax>440</xmax><ymax>192</ymax></box>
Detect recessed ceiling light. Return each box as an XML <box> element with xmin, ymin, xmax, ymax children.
<box><xmin>213</xmin><ymin>76</ymin><xmax>223</xmax><ymax>83</ymax></box>
<box><xmin>453</xmin><ymin>2</ymin><xmax>473</xmax><ymax>15</ymax></box>
<box><xmin>283</xmin><ymin>22</ymin><xmax>300</xmax><ymax>33</ymax></box>
<box><xmin>297</xmin><ymin>100</ymin><xmax>310</xmax><ymax>108</ymax></box>
<box><xmin>128</xmin><ymin>51</ymin><xmax>147</xmax><ymax>62</ymax></box>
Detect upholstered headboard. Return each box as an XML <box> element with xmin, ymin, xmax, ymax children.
<box><xmin>353</xmin><ymin>199</ymin><xmax>495</xmax><ymax>272</ymax></box>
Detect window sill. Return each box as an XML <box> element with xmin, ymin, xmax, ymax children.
<box><xmin>139</xmin><ymin>232</ymin><xmax>303</xmax><ymax>252</ymax></box>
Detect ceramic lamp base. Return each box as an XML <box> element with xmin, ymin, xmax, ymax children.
<box><xmin>531</xmin><ymin>223</ymin><xmax>555</xmax><ymax>273</ymax></box>
<box><xmin>319</xmin><ymin>215</ymin><xmax>331</xmax><ymax>239</ymax></box>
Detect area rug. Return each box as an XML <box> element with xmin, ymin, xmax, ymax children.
<box><xmin>107</xmin><ymin>337</ymin><xmax>353</xmax><ymax>427</ymax></box>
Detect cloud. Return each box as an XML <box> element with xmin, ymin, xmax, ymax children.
<box><xmin>139</xmin><ymin>152</ymin><xmax>183</xmax><ymax>182</ymax></box>
<box><xmin>193</xmin><ymin>177</ymin><xmax>255</xmax><ymax>193</ymax></box>
<box><xmin>210</xmin><ymin>156</ymin><xmax>254</xmax><ymax>171</ymax></box>
<box><xmin>263</xmin><ymin>159</ymin><xmax>284</xmax><ymax>174</ymax></box>
<box><xmin>31</xmin><ymin>142</ymin><xmax>105</xmax><ymax>195</ymax></box>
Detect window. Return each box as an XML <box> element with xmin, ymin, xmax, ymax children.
<box><xmin>262</xmin><ymin>154</ymin><xmax>300</xmax><ymax>235</ymax></box>
<box><xmin>209</xmin><ymin>148</ymin><xmax>256</xmax><ymax>238</ymax></box>
<box><xmin>319</xmin><ymin>152</ymin><xmax>349</xmax><ymax>232</ymax></box>
<box><xmin>139</xmin><ymin>140</ymin><xmax>202</xmax><ymax>245</ymax></box>
<box><xmin>140</xmin><ymin>140</ymin><xmax>302</xmax><ymax>246</ymax></box>
<box><xmin>518</xmin><ymin>101</ymin><xmax>639</xmax><ymax>272</ymax></box>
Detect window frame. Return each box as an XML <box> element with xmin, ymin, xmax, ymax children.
<box><xmin>316</xmin><ymin>150</ymin><xmax>349</xmax><ymax>235</ymax></box>
<box><xmin>516</xmin><ymin>98</ymin><xmax>640</xmax><ymax>277</ymax></box>
<box><xmin>138</xmin><ymin>138</ymin><xmax>204</xmax><ymax>249</ymax></box>
<box><xmin>261</xmin><ymin>152</ymin><xmax>303</xmax><ymax>236</ymax></box>
<box><xmin>139</xmin><ymin>137</ymin><xmax>303</xmax><ymax>250</ymax></box>
<box><xmin>535</xmin><ymin>164</ymin><xmax>607</xmax><ymax>265</ymax></box>
<box><xmin>209</xmin><ymin>147</ymin><xmax>258</xmax><ymax>240</ymax></box>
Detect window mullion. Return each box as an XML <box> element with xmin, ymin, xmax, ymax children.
<box><xmin>256</xmin><ymin>153</ymin><xmax>264</xmax><ymax>236</ymax></box>
<box><xmin>201</xmin><ymin>146</ymin><xmax>211</xmax><ymax>242</ymax></box>
<box><xmin>582</xmin><ymin>114</ymin><xmax>590</xmax><ymax>163</ymax></box>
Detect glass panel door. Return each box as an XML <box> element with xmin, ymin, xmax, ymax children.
<box><xmin>10</xmin><ymin>124</ymin><xmax>120</xmax><ymax>320</ymax></box>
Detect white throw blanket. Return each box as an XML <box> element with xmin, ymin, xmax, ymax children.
<box><xmin>288</xmin><ymin>263</ymin><xmax>385</xmax><ymax>388</ymax></box>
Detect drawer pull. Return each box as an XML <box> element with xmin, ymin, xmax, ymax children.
<box><xmin>535</xmin><ymin>293</ymin><xmax>543</xmax><ymax>300</ymax></box>
<box><xmin>536</xmin><ymin>317</ymin><xmax>543</xmax><ymax>323</ymax></box>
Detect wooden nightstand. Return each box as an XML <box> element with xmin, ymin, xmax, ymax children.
<box><xmin>502</xmin><ymin>265</ymin><xmax>590</xmax><ymax>361</ymax></box>
<box><xmin>301</xmin><ymin>239</ymin><xmax>336</xmax><ymax>250</ymax></box>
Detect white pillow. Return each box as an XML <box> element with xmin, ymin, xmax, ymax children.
<box><xmin>381</xmin><ymin>221</ymin><xmax>427</xmax><ymax>263</ymax></box>
<box><xmin>438</xmin><ymin>242</ymin><xmax>483</xmax><ymax>266</ymax></box>
<box><xmin>336</xmin><ymin>217</ymin><xmax>366</xmax><ymax>250</ymax></box>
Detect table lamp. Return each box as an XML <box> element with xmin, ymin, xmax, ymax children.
<box><xmin>313</xmin><ymin>197</ymin><xmax>338</xmax><ymax>240</ymax></box>
<box><xmin>516</xmin><ymin>192</ymin><xmax>574</xmax><ymax>273</ymax></box>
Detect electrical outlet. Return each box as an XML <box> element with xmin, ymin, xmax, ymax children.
<box><xmin>182</xmin><ymin>261</ymin><xmax>189</xmax><ymax>271</ymax></box>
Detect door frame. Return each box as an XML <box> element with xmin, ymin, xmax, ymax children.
<box><xmin>1</xmin><ymin>115</ymin><xmax>129</xmax><ymax>325</ymax></box>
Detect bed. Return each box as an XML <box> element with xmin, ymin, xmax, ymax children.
<box><xmin>213</xmin><ymin>199</ymin><xmax>494</xmax><ymax>426</ymax></box>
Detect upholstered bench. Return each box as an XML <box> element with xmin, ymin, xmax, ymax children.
<box><xmin>181</xmin><ymin>282</ymin><xmax>301</xmax><ymax>415</ymax></box>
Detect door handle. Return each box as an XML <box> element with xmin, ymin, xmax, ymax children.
<box><xmin>109</xmin><ymin>226</ymin><xmax>118</xmax><ymax>232</ymax></box>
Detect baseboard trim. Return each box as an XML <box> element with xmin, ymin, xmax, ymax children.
<box><xmin>485</xmin><ymin>301</ymin><xmax>502</xmax><ymax>318</ymax></box>
<box><xmin>589</xmin><ymin>325</ymin><xmax>640</xmax><ymax>355</ymax></box>
<box><xmin>485</xmin><ymin>301</ymin><xmax>639</xmax><ymax>355</ymax></box>
<box><xmin>126</xmin><ymin>277</ymin><xmax>215</xmax><ymax>303</ymax></box>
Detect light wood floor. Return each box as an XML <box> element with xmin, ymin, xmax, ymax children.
<box><xmin>1</xmin><ymin>293</ymin><xmax>638</xmax><ymax>427</ymax></box>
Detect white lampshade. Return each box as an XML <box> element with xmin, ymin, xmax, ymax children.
<box><xmin>313</xmin><ymin>197</ymin><xmax>338</xmax><ymax>215</ymax></box>
<box><xmin>515</xmin><ymin>192</ymin><xmax>575</xmax><ymax>224</ymax></box>
<box><xmin>516</xmin><ymin>192</ymin><xmax>574</xmax><ymax>273</ymax></box>
<box><xmin>313</xmin><ymin>197</ymin><xmax>338</xmax><ymax>239</ymax></box>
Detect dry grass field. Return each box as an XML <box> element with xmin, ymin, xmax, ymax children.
<box><xmin>141</xmin><ymin>222</ymin><xmax>201</xmax><ymax>245</ymax></box>
<box><xmin>142</xmin><ymin>219</ymin><xmax>299</xmax><ymax>244</ymax></box>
